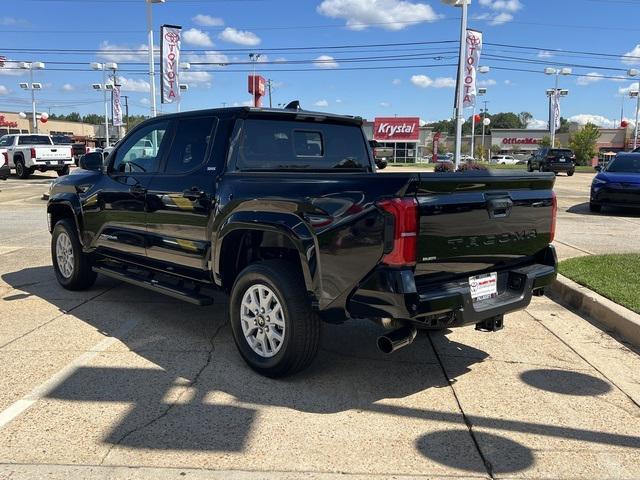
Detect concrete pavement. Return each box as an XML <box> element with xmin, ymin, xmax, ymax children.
<box><xmin>0</xmin><ymin>171</ymin><xmax>639</xmax><ymax>479</ymax></box>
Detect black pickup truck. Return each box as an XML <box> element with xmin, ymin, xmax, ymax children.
<box><xmin>47</xmin><ymin>107</ymin><xmax>557</xmax><ymax>377</ymax></box>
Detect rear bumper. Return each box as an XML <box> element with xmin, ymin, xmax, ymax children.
<box><xmin>545</xmin><ymin>162</ymin><xmax>575</xmax><ymax>172</ymax></box>
<box><xmin>32</xmin><ymin>160</ymin><xmax>73</xmax><ymax>169</ymax></box>
<box><xmin>348</xmin><ymin>246</ymin><xmax>557</xmax><ymax>328</ymax></box>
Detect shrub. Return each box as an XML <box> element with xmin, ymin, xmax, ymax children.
<box><xmin>434</xmin><ymin>162</ymin><xmax>454</xmax><ymax>172</ymax></box>
<box><xmin>457</xmin><ymin>162</ymin><xmax>489</xmax><ymax>172</ymax></box>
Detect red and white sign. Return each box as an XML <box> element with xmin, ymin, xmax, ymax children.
<box><xmin>502</xmin><ymin>137</ymin><xmax>540</xmax><ymax>145</ymax></box>
<box><xmin>0</xmin><ymin>115</ymin><xmax>18</xmax><ymax>128</ymax></box>
<box><xmin>373</xmin><ymin>117</ymin><xmax>420</xmax><ymax>141</ymax></box>
<box><xmin>160</xmin><ymin>24</ymin><xmax>182</xmax><ymax>104</ymax></box>
<box><xmin>463</xmin><ymin>29</ymin><xmax>483</xmax><ymax>109</ymax></box>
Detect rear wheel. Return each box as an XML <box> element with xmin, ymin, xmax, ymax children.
<box><xmin>15</xmin><ymin>158</ymin><xmax>29</xmax><ymax>179</ymax></box>
<box><xmin>57</xmin><ymin>166</ymin><xmax>70</xmax><ymax>176</ymax></box>
<box><xmin>527</xmin><ymin>162</ymin><xmax>533</xmax><ymax>172</ymax></box>
<box><xmin>589</xmin><ymin>202</ymin><xmax>602</xmax><ymax>213</ymax></box>
<box><xmin>51</xmin><ymin>219</ymin><xmax>97</xmax><ymax>290</ymax></box>
<box><xmin>230</xmin><ymin>260</ymin><xmax>320</xmax><ymax>378</ymax></box>
<box><xmin>567</xmin><ymin>170</ymin><xmax>575</xmax><ymax>176</ymax></box>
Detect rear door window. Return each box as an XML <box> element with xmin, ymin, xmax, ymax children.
<box><xmin>236</xmin><ymin>119</ymin><xmax>369</xmax><ymax>171</ymax></box>
<box><xmin>164</xmin><ymin>116</ymin><xmax>218</xmax><ymax>174</ymax></box>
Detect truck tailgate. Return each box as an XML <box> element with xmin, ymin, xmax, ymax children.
<box><xmin>35</xmin><ymin>146</ymin><xmax>71</xmax><ymax>160</ymax></box>
<box><xmin>414</xmin><ymin>171</ymin><xmax>556</xmax><ymax>280</ymax></box>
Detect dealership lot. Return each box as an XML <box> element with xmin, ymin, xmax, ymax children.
<box><xmin>0</xmin><ymin>172</ymin><xmax>639</xmax><ymax>479</ymax></box>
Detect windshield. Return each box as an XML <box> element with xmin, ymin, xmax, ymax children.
<box><xmin>606</xmin><ymin>156</ymin><xmax>640</xmax><ymax>173</ymax></box>
<box><xmin>18</xmin><ymin>135</ymin><xmax>52</xmax><ymax>146</ymax></box>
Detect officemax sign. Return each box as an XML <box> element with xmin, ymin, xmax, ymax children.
<box><xmin>373</xmin><ymin>117</ymin><xmax>420</xmax><ymax>141</ymax></box>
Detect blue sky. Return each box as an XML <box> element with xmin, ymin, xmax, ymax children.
<box><xmin>1</xmin><ymin>0</ymin><xmax>640</xmax><ymax>128</ymax></box>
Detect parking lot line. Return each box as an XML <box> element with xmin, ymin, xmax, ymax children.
<box><xmin>0</xmin><ymin>318</ymin><xmax>139</xmax><ymax>431</ymax></box>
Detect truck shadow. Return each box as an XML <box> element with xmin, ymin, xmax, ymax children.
<box><xmin>567</xmin><ymin>202</ymin><xmax>640</xmax><ymax>218</ymax></box>
<box><xmin>3</xmin><ymin>266</ymin><xmax>639</xmax><ymax>473</ymax></box>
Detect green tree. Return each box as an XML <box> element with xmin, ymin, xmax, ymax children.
<box><xmin>490</xmin><ymin>144</ymin><xmax>501</xmax><ymax>155</ymax></box>
<box><xmin>488</xmin><ymin>112</ymin><xmax>522</xmax><ymax>129</ymax></box>
<box><xmin>518</xmin><ymin>111</ymin><xmax>533</xmax><ymax>128</ymax></box>
<box><xmin>428</xmin><ymin>119</ymin><xmax>455</xmax><ymax>135</ymax></box>
<box><xmin>557</xmin><ymin>117</ymin><xmax>571</xmax><ymax>134</ymax></box>
<box><xmin>82</xmin><ymin>113</ymin><xmax>104</xmax><ymax>125</ymax></box>
<box><xmin>539</xmin><ymin>135</ymin><xmax>552</xmax><ymax>147</ymax></box>
<box><xmin>569</xmin><ymin>123</ymin><xmax>599</xmax><ymax>165</ymax></box>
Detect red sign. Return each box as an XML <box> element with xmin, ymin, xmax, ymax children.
<box><xmin>373</xmin><ymin>117</ymin><xmax>420</xmax><ymax>141</ymax></box>
<box><xmin>502</xmin><ymin>137</ymin><xmax>540</xmax><ymax>145</ymax></box>
<box><xmin>0</xmin><ymin>115</ymin><xmax>17</xmax><ymax>128</ymax></box>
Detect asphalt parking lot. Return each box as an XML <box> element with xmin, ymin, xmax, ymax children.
<box><xmin>0</xmin><ymin>171</ymin><xmax>639</xmax><ymax>479</ymax></box>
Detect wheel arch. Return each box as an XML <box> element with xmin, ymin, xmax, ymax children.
<box><xmin>47</xmin><ymin>197</ymin><xmax>85</xmax><ymax>247</ymax></box>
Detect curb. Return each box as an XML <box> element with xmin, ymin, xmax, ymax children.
<box><xmin>547</xmin><ymin>274</ymin><xmax>640</xmax><ymax>347</ymax></box>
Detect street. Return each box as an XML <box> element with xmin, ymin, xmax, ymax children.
<box><xmin>0</xmin><ymin>170</ymin><xmax>638</xmax><ymax>479</ymax></box>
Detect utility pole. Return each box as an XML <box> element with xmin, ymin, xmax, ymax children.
<box><xmin>266</xmin><ymin>79</ymin><xmax>273</xmax><ymax>108</ymax></box>
<box><xmin>122</xmin><ymin>95</ymin><xmax>129</xmax><ymax>131</ymax></box>
<box><xmin>481</xmin><ymin>100</ymin><xmax>489</xmax><ymax>161</ymax></box>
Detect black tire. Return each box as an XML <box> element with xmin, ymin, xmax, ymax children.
<box><xmin>538</xmin><ymin>165</ymin><xmax>545</xmax><ymax>173</ymax></box>
<box><xmin>57</xmin><ymin>166</ymin><xmax>70</xmax><ymax>176</ymax></box>
<box><xmin>567</xmin><ymin>170</ymin><xmax>575</xmax><ymax>176</ymax></box>
<box><xmin>230</xmin><ymin>260</ymin><xmax>320</xmax><ymax>378</ymax></box>
<box><xmin>589</xmin><ymin>202</ymin><xmax>602</xmax><ymax>213</ymax></box>
<box><xmin>51</xmin><ymin>219</ymin><xmax>97</xmax><ymax>290</ymax></box>
<box><xmin>15</xmin><ymin>158</ymin><xmax>29</xmax><ymax>179</ymax></box>
<box><xmin>527</xmin><ymin>162</ymin><xmax>533</xmax><ymax>172</ymax></box>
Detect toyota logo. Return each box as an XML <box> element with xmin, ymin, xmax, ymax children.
<box><xmin>164</xmin><ymin>31</ymin><xmax>180</xmax><ymax>43</ymax></box>
<box><xmin>467</xmin><ymin>32</ymin><xmax>481</xmax><ymax>46</ymax></box>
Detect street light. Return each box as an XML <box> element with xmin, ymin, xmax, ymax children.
<box><xmin>177</xmin><ymin>84</ymin><xmax>189</xmax><ymax>112</ymax></box>
<box><xmin>18</xmin><ymin>61</ymin><xmax>45</xmax><ymax>133</ymax></box>
<box><xmin>441</xmin><ymin>0</ymin><xmax>470</xmax><ymax>170</ymax></box>
<box><xmin>91</xmin><ymin>62</ymin><xmax>117</xmax><ymax>148</ymax></box>
<box><xmin>249</xmin><ymin>53</ymin><xmax>263</xmax><ymax>107</ymax></box>
<box><xmin>628</xmin><ymin>69</ymin><xmax>640</xmax><ymax>149</ymax></box>
<box><xmin>544</xmin><ymin>67</ymin><xmax>572</xmax><ymax>147</ymax></box>
<box><xmin>147</xmin><ymin>0</ymin><xmax>165</xmax><ymax>118</ymax></box>
<box><xmin>469</xmin><ymin>66</ymin><xmax>489</xmax><ymax>160</ymax></box>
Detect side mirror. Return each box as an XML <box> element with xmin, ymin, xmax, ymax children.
<box><xmin>594</xmin><ymin>165</ymin><xmax>602</xmax><ymax>172</ymax></box>
<box><xmin>79</xmin><ymin>152</ymin><xmax>104</xmax><ymax>171</ymax></box>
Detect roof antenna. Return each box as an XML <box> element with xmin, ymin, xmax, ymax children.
<box><xmin>284</xmin><ymin>100</ymin><xmax>301</xmax><ymax>111</ymax></box>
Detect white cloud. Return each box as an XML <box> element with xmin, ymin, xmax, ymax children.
<box><xmin>140</xmin><ymin>98</ymin><xmax>150</xmax><ymax>106</ymax></box>
<box><xmin>410</xmin><ymin>75</ymin><xmax>455</xmax><ymax>88</ymax></box>
<box><xmin>478</xmin><ymin>79</ymin><xmax>496</xmax><ymax>87</ymax></box>
<box><xmin>232</xmin><ymin>100</ymin><xmax>254</xmax><ymax>107</ymax></box>
<box><xmin>314</xmin><ymin>55</ymin><xmax>339</xmax><ymax>69</ymax></box>
<box><xmin>379</xmin><ymin>101</ymin><xmax>391</xmax><ymax>107</ymax></box>
<box><xmin>0</xmin><ymin>17</ymin><xmax>27</xmax><ymax>26</ymax></box>
<box><xmin>392</xmin><ymin>78</ymin><xmax>401</xmax><ymax>85</ymax></box>
<box><xmin>622</xmin><ymin>44</ymin><xmax>640</xmax><ymax>66</ymax></box>
<box><xmin>568</xmin><ymin>114</ymin><xmax>618</xmax><ymax>129</ymax></box>
<box><xmin>504</xmin><ymin>79</ymin><xmax>513</xmax><ymax>86</ymax></box>
<box><xmin>98</xmin><ymin>41</ymin><xmax>149</xmax><ymax>62</ymax></box>
<box><xmin>527</xmin><ymin>119</ymin><xmax>547</xmax><ymax>129</ymax></box>
<box><xmin>192</xmin><ymin>14</ymin><xmax>224</xmax><ymax>27</ymax></box>
<box><xmin>619</xmin><ymin>82</ymin><xmax>640</xmax><ymax>95</ymax></box>
<box><xmin>117</xmin><ymin>77</ymin><xmax>151</xmax><ymax>93</ymax></box>
<box><xmin>0</xmin><ymin>85</ymin><xmax>9</xmax><ymax>95</ymax></box>
<box><xmin>317</xmin><ymin>0</ymin><xmax>441</xmax><ymax>31</ymax></box>
<box><xmin>181</xmin><ymin>71</ymin><xmax>213</xmax><ymax>87</ymax></box>
<box><xmin>314</xmin><ymin>99</ymin><xmax>329</xmax><ymax>107</ymax></box>
<box><xmin>0</xmin><ymin>60</ymin><xmax>27</xmax><ymax>77</ymax></box>
<box><xmin>62</xmin><ymin>83</ymin><xmax>74</xmax><ymax>92</ymax></box>
<box><xmin>576</xmin><ymin>72</ymin><xmax>604</xmax><ymax>86</ymax></box>
<box><xmin>184</xmin><ymin>51</ymin><xmax>229</xmax><ymax>69</ymax></box>
<box><xmin>335</xmin><ymin>99</ymin><xmax>343</xmax><ymax>103</ymax></box>
<box><xmin>219</xmin><ymin>27</ymin><xmax>261</xmax><ymax>46</ymax></box>
<box><xmin>479</xmin><ymin>0</ymin><xmax>522</xmax><ymax>11</ymax></box>
<box><xmin>183</xmin><ymin>28</ymin><xmax>214</xmax><ymax>47</ymax></box>
<box><xmin>490</xmin><ymin>12</ymin><xmax>514</xmax><ymax>25</ymax></box>
<box><xmin>537</xmin><ymin>50</ymin><xmax>553</xmax><ymax>59</ymax></box>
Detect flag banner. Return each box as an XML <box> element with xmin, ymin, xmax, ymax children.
<box><xmin>463</xmin><ymin>29</ymin><xmax>483</xmax><ymax>109</ymax></box>
<box><xmin>160</xmin><ymin>24</ymin><xmax>182</xmax><ymax>104</ymax></box>
<box><xmin>552</xmin><ymin>91</ymin><xmax>561</xmax><ymax>132</ymax></box>
<box><xmin>112</xmin><ymin>84</ymin><xmax>123</xmax><ymax>126</ymax></box>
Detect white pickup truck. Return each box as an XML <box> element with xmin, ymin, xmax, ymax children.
<box><xmin>0</xmin><ymin>134</ymin><xmax>74</xmax><ymax>179</ymax></box>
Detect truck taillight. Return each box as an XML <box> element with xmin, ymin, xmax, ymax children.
<box><xmin>550</xmin><ymin>191</ymin><xmax>557</xmax><ymax>242</ymax></box>
<box><xmin>378</xmin><ymin>198</ymin><xmax>418</xmax><ymax>267</ymax></box>
<box><xmin>30</xmin><ymin>147</ymin><xmax>36</xmax><ymax>159</ymax></box>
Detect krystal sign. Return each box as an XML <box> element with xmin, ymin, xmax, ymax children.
<box><xmin>373</xmin><ymin>117</ymin><xmax>420</xmax><ymax>141</ymax></box>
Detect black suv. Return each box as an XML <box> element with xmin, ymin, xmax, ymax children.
<box><xmin>528</xmin><ymin>148</ymin><xmax>576</xmax><ymax>176</ymax></box>
<box><xmin>47</xmin><ymin>107</ymin><xmax>557</xmax><ymax>377</ymax></box>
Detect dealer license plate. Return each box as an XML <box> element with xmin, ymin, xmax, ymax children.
<box><xmin>469</xmin><ymin>272</ymin><xmax>498</xmax><ymax>302</ymax></box>
<box><xmin>559</xmin><ymin>158</ymin><xmax>565</xmax><ymax>162</ymax></box>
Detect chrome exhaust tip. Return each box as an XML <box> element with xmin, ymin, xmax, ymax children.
<box><xmin>377</xmin><ymin>325</ymin><xmax>418</xmax><ymax>354</ymax></box>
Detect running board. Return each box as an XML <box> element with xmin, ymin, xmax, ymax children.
<box><xmin>93</xmin><ymin>265</ymin><xmax>214</xmax><ymax>306</ymax></box>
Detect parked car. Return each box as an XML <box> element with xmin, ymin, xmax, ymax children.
<box><xmin>435</xmin><ymin>154</ymin><xmax>453</xmax><ymax>163</ymax></box>
<box><xmin>528</xmin><ymin>148</ymin><xmax>576</xmax><ymax>176</ymax></box>
<box><xmin>0</xmin><ymin>134</ymin><xmax>74</xmax><ymax>178</ymax></box>
<box><xmin>47</xmin><ymin>106</ymin><xmax>558</xmax><ymax>377</ymax></box>
<box><xmin>368</xmin><ymin>140</ymin><xmax>391</xmax><ymax>169</ymax></box>
<box><xmin>461</xmin><ymin>155</ymin><xmax>475</xmax><ymax>163</ymax></box>
<box><xmin>590</xmin><ymin>153</ymin><xmax>640</xmax><ymax>212</ymax></box>
<box><xmin>490</xmin><ymin>155</ymin><xmax>518</xmax><ymax>165</ymax></box>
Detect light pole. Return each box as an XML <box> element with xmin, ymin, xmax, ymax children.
<box><xmin>628</xmin><ymin>69</ymin><xmax>640</xmax><ymax>149</ymax></box>
<box><xmin>544</xmin><ymin>67</ymin><xmax>571</xmax><ymax>148</ymax></box>
<box><xmin>470</xmin><ymin>66</ymin><xmax>489</xmax><ymax>160</ymax></box>
<box><xmin>147</xmin><ymin>0</ymin><xmax>165</xmax><ymax>118</ymax></box>
<box><xmin>18</xmin><ymin>62</ymin><xmax>45</xmax><ymax>133</ymax></box>
<box><xmin>178</xmin><ymin>84</ymin><xmax>188</xmax><ymax>112</ymax></box>
<box><xmin>441</xmin><ymin>0</ymin><xmax>470</xmax><ymax>170</ymax></box>
<box><xmin>91</xmin><ymin>62</ymin><xmax>117</xmax><ymax>148</ymax></box>
<box><xmin>249</xmin><ymin>53</ymin><xmax>262</xmax><ymax>107</ymax></box>
<box><xmin>481</xmin><ymin>106</ymin><xmax>490</xmax><ymax>161</ymax></box>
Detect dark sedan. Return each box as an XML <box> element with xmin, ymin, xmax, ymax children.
<box><xmin>590</xmin><ymin>153</ymin><xmax>640</xmax><ymax>212</ymax></box>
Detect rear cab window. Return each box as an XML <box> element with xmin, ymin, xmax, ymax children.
<box><xmin>235</xmin><ymin>119</ymin><xmax>371</xmax><ymax>171</ymax></box>
<box><xmin>18</xmin><ymin>135</ymin><xmax>52</xmax><ymax>146</ymax></box>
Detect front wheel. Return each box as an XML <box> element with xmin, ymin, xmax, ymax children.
<box><xmin>51</xmin><ymin>219</ymin><xmax>97</xmax><ymax>290</ymax></box>
<box><xmin>567</xmin><ymin>170</ymin><xmax>575</xmax><ymax>176</ymax></box>
<box><xmin>57</xmin><ymin>166</ymin><xmax>70</xmax><ymax>176</ymax></box>
<box><xmin>230</xmin><ymin>260</ymin><xmax>320</xmax><ymax>378</ymax></box>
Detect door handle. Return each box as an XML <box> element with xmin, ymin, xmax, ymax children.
<box><xmin>182</xmin><ymin>187</ymin><xmax>205</xmax><ymax>201</ymax></box>
<box><xmin>129</xmin><ymin>185</ymin><xmax>147</xmax><ymax>196</ymax></box>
